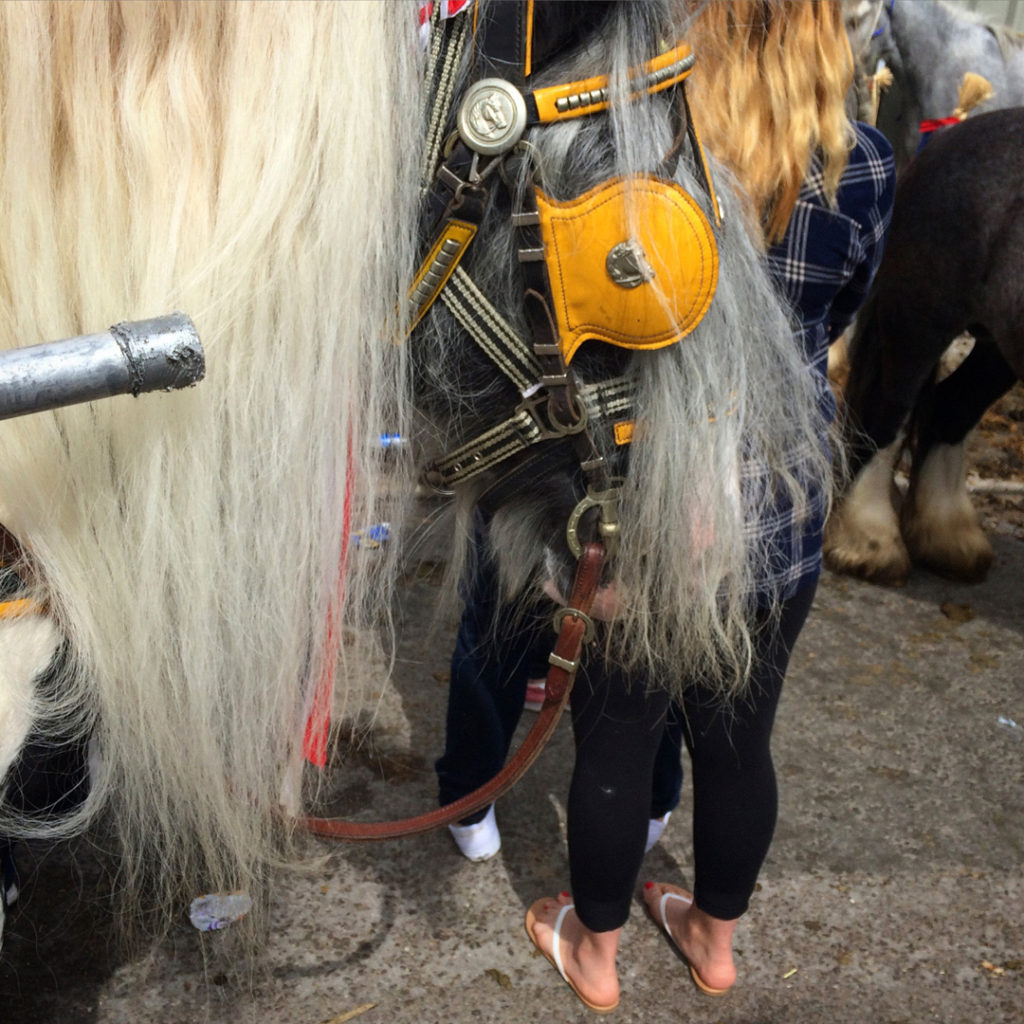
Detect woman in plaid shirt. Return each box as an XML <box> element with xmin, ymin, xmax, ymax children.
<box><xmin>635</xmin><ymin>3</ymin><xmax>895</xmax><ymax>1002</ymax></box>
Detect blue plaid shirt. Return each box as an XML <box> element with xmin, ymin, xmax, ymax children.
<box><xmin>754</xmin><ymin>122</ymin><xmax>895</xmax><ymax>598</ymax></box>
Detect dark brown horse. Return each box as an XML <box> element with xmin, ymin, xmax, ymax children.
<box><xmin>826</xmin><ymin>106</ymin><xmax>1024</xmax><ymax>584</ymax></box>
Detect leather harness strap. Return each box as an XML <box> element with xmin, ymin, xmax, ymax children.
<box><xmin>302</xmin><ymin>541</ymin><xmax>605</xmax><ymax>841</ymax></box>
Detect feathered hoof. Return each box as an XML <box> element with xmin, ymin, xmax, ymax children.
<box><xmin>901</xmin><ymin>515</ymin><xmax>994</xmax><ymax>583</ymax></box>
<box><xmin>823</xmin><ymin>504</ymin><xmax>912</xmax><ymax>587</ymax></box>
<box><xmin>900</xmin><ymin>443</ymin><xmax>993</xmax><ymax>583</ymax></box>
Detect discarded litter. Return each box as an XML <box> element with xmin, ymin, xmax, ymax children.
<box><xmin>350</xmin><ymin>522</ymin><xmax>390</xmax><ymax>549</ymax></box>
<box><xmin>997</xmin><ymin>716</ymin><xmax>1022</xmax><ymax>740</ymax></box>
<box><xmin>320</xmin><ymin>1004</ymin><xmax>378</xmax><ymax>1024</ymax></box>
<box><xmin>188</xmin><ymin>891</ymin><xmax>253</xmax><ymax>932</ymax></box>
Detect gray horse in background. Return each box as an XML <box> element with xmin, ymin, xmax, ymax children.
<box><xmin>844</xmin><ymin>0</ymin><xmax>1024</xmax><ymax>167</ymax></box>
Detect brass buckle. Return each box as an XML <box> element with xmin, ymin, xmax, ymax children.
<box><xmin>552</xmin><ymin>606</ymin><xmax>596</xmax><ymax>645</ymax></box>
<box><xmin>566</xmin><ymin>485</ymin><xmax>621</xmax><ymax>559</ymax></box>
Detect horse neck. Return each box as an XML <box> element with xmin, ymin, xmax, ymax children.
<box><xmin>891</xmin><ymin>0</ymin><xmax>1018</xmax><ymax>107</ymax></box>
<box><xmin>887</xmin><ymin>0</ymin><xmax>957</xmax><ymax>111</ymax></box>
<box><xmin>883</xmin><ymin>0</ymin><xmax>1000</xmax><ymax>165</ymax></box>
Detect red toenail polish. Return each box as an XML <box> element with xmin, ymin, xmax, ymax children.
<box><xmin>644</xmin><ymin>881</ymin><xmax>654</xmax><ymax>889</ymax></box>
<box><xmin>560</xmin><ymin>890</ymin><xmax>570</xmax><ymax>898</ymax></box>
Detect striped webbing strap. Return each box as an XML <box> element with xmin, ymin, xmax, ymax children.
<box><xmin>440</xmin><ymin>267</ymin><xmax>541</xmax><ymax>393</ymax></box>
<box><xmin>423</xmin><ymin>375</ymin><xmax>635</xmax><ymax>489</ymax></box>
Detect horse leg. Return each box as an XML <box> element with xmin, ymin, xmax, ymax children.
<box><xmin>825</xmin><ymin>310</ymin><xmax>950</xmax><ymax>585</ymax></box>
<box><xmin>900</xmin><ymin>338</ymin><xmax>1017</xmax><ymax>581</ymax></box>
<box><xmin>824</xmin><ymin>436</ymin><xmax>911</xmax><ymax>584</ymax></box>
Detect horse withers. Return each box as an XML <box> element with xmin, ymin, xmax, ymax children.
<box><xmin>824</xmin><ymin>106</ymin><xmax>1024</xmax><ymax>585</ymax></box>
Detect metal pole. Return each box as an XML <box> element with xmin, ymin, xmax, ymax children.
<box><xmin>0</xmin><ymin>312</ymin><xmax>204</xmax><ymax>421</ymax></box>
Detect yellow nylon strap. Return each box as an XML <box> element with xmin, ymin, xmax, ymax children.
<box><xmin>535</xmin><ymin>175</ymin><xmax>718</xmax><ymax>366</ymax></box>
<box><xmin>524</xmin><ymin>0</ymin><xmax>535</xmax><ymax>78</ymax></box>
<box><xmin>532</xmin><ymin>42</ymin><xmax>694</xmax><ymax>123</ymax></box>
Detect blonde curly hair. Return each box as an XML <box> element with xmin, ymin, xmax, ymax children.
<box><xmin>686</xmin><ymin>0</ymin><xmax>855</xmax><ymax>243</ymax></box>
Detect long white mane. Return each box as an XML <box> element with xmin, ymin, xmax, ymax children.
<box><xmin>0</xmin><ymin>1</ymin><xmax>421</xmax><ymax>929</ymax></box>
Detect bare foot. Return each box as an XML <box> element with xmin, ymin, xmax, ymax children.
<box><xmin>643</xmin><ymin>882</ymin><xmax>737</xmax><ymax>994</ymax></box>
<box><xmin>524</xmin><ymin>892</ymin><xmax>621</xmax><ymax>1013</ymax></box>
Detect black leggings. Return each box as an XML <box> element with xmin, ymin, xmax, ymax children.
<box><xmin>567</xmin><ymin>580</ymin><xmax>818</xmax><ymax>932</ymax></box>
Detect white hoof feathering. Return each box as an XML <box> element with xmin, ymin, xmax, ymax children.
<box><xmin>825</xmin><ymin>439</ymin><xmax>911</xmax><ymax>584</ymax></box>
<box><xmin>902</xmin><ymin>442</ymin><xmax>993</xmax><ymax>582</ymax></box>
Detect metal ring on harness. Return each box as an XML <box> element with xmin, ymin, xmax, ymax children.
<box><xmin>552</xmin><ymin>605</ymin><xmax>596</xmax><ymax>645</ymax></box>
<box><xmin>545</xmin><ymin>390</ymin><xmax>588</xmax><ymax>435</ymax></box>
<box><xmin>566</xmin><ymin>485</ymin><xmax>621</xmax><ymax>558</ymax></box>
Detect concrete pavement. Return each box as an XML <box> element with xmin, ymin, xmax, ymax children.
<box><xmin>1</xmin><ymin>508</ymin><xmax>1022</xmax><ymax>1023</ymax></box>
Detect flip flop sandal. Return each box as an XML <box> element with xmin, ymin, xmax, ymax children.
<box><xmin>524</xmin><ymin>898</ymin><xmax>619</xmax><ymax>1014</ymax></box>
<box><xmin>649</xmin><ymin>885</ymin><xmax>731</xmax><ymax>997</ymax></box>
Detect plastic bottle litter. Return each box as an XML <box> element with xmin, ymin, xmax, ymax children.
<box><xmin>350</xmin><ymin>522</ymin><xmax>391</xmax><ymax>549</ymax></box>
<box><xmin>997</xmin><ymin>716</ymin><xmax>1022</xmax><ymax>740</ymax></box>
<box><xmin>188</xmin><ymin>891</ymin><xmax>253</xmax><ymax>932</ymax></box>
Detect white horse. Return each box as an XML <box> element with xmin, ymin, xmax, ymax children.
<box><xmin>0</xmin><ymin>0</ymin><xmax>420</xmax><ymax>945</ymax></box>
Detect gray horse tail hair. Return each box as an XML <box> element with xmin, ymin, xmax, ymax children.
<box><xmin>472</xmin><ymin>0</ymin><xmax>832</xmax><ymax>697</ymax></box>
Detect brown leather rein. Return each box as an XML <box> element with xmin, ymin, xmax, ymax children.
<box><xmin>302</xmin><ymin>540</ymin><xmax>605</xmax><ymax>841</ymax></box>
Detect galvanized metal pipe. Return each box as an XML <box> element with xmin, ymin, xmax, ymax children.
<box><xmin>0</xmin><ymin>312</ymin><xmax>204</xmax><ymax>421</ymax></box>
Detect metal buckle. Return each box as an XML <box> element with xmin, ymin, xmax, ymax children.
<box><xmin>515</xmin><ymin>386</ymin><xmax>588</xmax><ymax>441</ymax></box>
<box><xmin>566</xmin><ymin>485</ymin><xmax>621</xmax><ymax>559</ymax></box>
<box><xmin>552</xmin><ymin>606</ymin><xmax>596</xmax><ymax>645</ymax></box>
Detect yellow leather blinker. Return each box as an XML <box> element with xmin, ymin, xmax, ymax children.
<box><xmin>534</xmin><ymin>176</ymin><xmax>718</xmax><ymax>365</ymax></box>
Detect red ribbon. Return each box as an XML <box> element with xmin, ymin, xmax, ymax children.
<box><xmin>919</xmin><ymin>116</ymin><xmax>960</xmax><ymax>134</ymax></box>
<box><xmin>302</xmin><ymin>440</ymin><xmax>354</xmax><ymax>768</ymax></box>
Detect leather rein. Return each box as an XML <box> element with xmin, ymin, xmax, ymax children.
<box><xmin>303</xmin><ymin>540</ymin><xmax>604</xmax><ymax>841</ymax></box>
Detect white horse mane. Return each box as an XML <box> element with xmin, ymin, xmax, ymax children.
<box><xmin>0</xmin><ymin>0</ymin><xmax>421</xmax><ymax>934</ymax></box>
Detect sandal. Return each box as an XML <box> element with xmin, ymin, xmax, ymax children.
<box><xmin>645</xmin><ymin>884</ymin><xmax>731</xmax><ymax>997</ymax></box>
<box><xmin>524</xmin><ymin>898</ymin><xmax>619</xmax><ymax>1013</ymax></box>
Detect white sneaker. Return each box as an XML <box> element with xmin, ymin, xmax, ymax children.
<box><xmin>448</xmin><ymin>804</ymin><xmax>501</xmax><ymax>862</ymax></box>
<box><xmin>645</xmin><ymin>811</ymin><xmax>672</xmax><ymax>853</ymax></box>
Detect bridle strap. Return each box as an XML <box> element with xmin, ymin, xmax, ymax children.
<box><xmin>423</xmin><ymin>374</ymin><xmax>635</xmax><ymax>490</ymax></box>
<box><xmin>302</xmin><ymin>540</ymin><xmax>605</xmax><ymax>841</ymax></box>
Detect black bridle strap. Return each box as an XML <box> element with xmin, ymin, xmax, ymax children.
<box><xmin>422</xmin><ymin>374</ymin><xmax>635</xmax><ymax>490</ymax></box>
